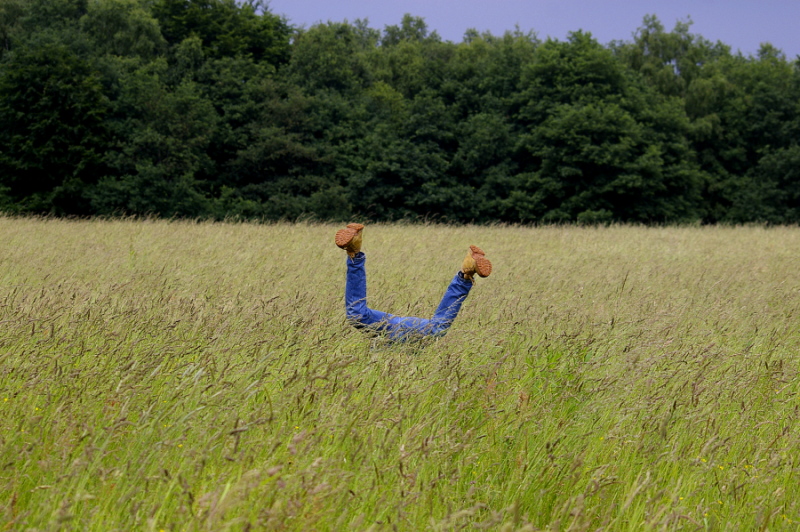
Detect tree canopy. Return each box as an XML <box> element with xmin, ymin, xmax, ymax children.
<box><xmin>1</xmin><ymin>1</ymin><xmax>798</xmax><ymax>223</ymax></box>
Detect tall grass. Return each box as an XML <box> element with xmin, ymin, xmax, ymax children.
<box><xmin>1</xmin><ymin>217</ymin><xmax>799</xmax><ymax>531</ymax></box>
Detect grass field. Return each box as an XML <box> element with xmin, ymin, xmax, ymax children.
<box><xmin>1</xmin><ymin>217</ymin><xmax>799</xmax><ymax>531</ymax></box>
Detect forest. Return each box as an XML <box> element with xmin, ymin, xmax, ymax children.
<box><xmin>1</xmin><ymin>0</ymin><xmax>798</xmax><ymax>224</ymax></box>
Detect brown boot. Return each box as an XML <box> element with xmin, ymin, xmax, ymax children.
<box><xmin>335</xmin><ymin>223</ymin><xmax>364</xmax><ymax>258</ymax></box>
<box><xmin>461</xmin><ymin>245</ymin><xmax>492</xmax><ymax>281</ymax></box>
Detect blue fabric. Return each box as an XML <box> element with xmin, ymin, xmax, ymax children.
<box><xmin>345</xmin><ymin>252</ymin><xmax>472</xmax><ymax>341</ymax></box>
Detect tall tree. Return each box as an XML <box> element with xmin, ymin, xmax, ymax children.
<box><xmin>513</xmin><ymin>31</ymin><xmax>705</xmax><ymax>223</ymax></box>
<box><xmin>0</xmin><ymin>37</ymin><xmax>109</xmax><ymax>213</ymax></box>
<box><xmin>0</xmin><ymin>0</ymin><xmax>25</xmax><ymax>56</ymax></box>
<box><xmin>89</xmin><ymin>58</ymin><xmax>217</xmax><ymax>216</ymax></box>
<box><xmin>151</xmin><ymin>0</ymin><xmax>290</xmax><ymax>64</ymax></box>
<box><xmin>285</xmin><ymin>21</ymin><xmax>373</xmax><ymax>94</ymax></box>
<box><xmin>21</xmin><ymin>0</ymin><xmax>88</xmax><ymax>30</ymax></box>
<box><xmin>80</xmin><ymin>0</ymin><xmax>167</xmax><ymax>59</ymax></box>
<box><xmin>613</xmin><ymin>15</ymin><xmax>729</xmax><ymax>98</ymax></box>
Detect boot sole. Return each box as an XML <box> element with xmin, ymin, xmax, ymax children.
<box><xmin>470</xmin><ymin>245</ymin><xmax>492</xmax><ymax>277</ymax></box>
<box><xmin>335</xmin><ymin>223</ymin><xmax>364</xmax><ymax>249</ymax></box>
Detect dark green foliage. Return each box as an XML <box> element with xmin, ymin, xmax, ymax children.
<box><xmin>151</xmin><ymin>0</ymin><xmax>290</xmax><ymax>65</ymax></box>
<box><xmin>513</xmin><ymin>33</ymin><xmax>705</xmax><ymax>223</ymax></box>
<box><xmin>21</xmin><ymin>0</ymin><xmax>88</xmax><ymax>30</ymax></box>
<box><xmin>90</xmin><ymin>61</ymin><xmax>218</xmax><ymax>217</ymax></box>
<box><xmin>0</xmin><ymin>35</ymin><xmax>109</xmax><ymax>214</ymax></box>
<box><xmin>612</xmin><ymin>15</ymin><xmax>730</xmax><ymax>98</ymax></box>
<box><xmin>286</xmin><ymin>21</ymin><xmax>373</xmax><ymax>94</ymax></box>
<box><xmin>1</xmin><ymin>7</ymin><xmax>799</xmax><ymax>223</ymax></box>
<box><xmin>81</xmin><ymin>0</ymin><xmax>167</xmax><ymax>59</ymax></box>
<box><xmin>726</xmin><ymin>145</ymin><xmax>800</xmax><ymax>223</ymax></box>
<box><xmin>0</xmin><ymin>0</ymin><xmax>26</xmax><ymax>56</ymax></box>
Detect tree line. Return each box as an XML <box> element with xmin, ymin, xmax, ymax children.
<box><xmin>1</xmin><ymin>0</ymin><xmax>798</xmax><ymax>223</ymax></box>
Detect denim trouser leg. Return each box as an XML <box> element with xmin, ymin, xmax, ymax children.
<box><xmin>345</xmin><ymin>252</ymin><xmax>392</xmax><ymax>331</ymax></box>
<box><xmin>345</xmin><ymin>252</ymin><xmax>473</xmax><ymax>340</ymax></box>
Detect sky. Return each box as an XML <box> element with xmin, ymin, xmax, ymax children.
<box><xmin>267</xmin><ymin>0</ymin><xmax>800</xmax><ymax>59</ymax></box>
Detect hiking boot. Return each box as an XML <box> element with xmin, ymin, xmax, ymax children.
<box><xmin>335</xmin><ymin>223</ymin><xmax>364</xmax><ymax>257</ymax></box>
<box><xmin>462</xmin><ymin>245</ymin><xmax>492</xmax><ymax>281</ymax></box>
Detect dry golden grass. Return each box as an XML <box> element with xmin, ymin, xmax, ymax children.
<box><xmin>1</xmin><ymin>217</ymin><xmax>799</xmax><ymax>530</ymax></box>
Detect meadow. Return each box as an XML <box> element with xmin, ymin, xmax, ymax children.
<box><xmin>1</xmin><ymin>217</ymin><xmax>799</xmax><ymax>531</ymax></box>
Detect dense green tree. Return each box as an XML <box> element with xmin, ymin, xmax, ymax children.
<box><xmin>151</xmin><ymin>0</ymin><xmax>290</xmax><ymax>64</ymax></box>
<box><xmin>520</xmin><ymin>31</ymin><xmax>627</xmax><ymax>116</ymax></box>
<box><xmin>448</xmin><ymin>111</ymin><xmax>517</xmax><ymax>220</ymax></box>
<box><xmin>342</xmin><ymin>90</ymin><xmax>459</xmax><ymax>220</ymax></box>
<box><xmin>613</xmin><ymin>15</ymin><xmax>730</xmax><ymax>98</ymax></box>
<box><xmin>381</xmin><ymin>13</ymin><xmax>437</xmax><ymax>46</ymax></box>
<box><xmin>370</xmin><ymin>16</ymin><xmax>452</xmax><ymax>100</ymax></box>
<box><xmin>0</xmin><ymin>9</ymin><xmax>798</xmax><ymax>223</ymax></box>
<box><xmin>90</xmin><ymin>59</ymin><xmax>217</xmax><ymax>216</ymax></box>
<box><xmin>286</xmin><ymin>21</ymin><xmax>373</xmax><ymax>94</ymax></box>
<box><xmin>0</xmin><ymin>0</ymin><xmax>25</xmax><ymax>55</ymax></box>
<box><xmin>513</xmin><ymin>100</ymin><xmax>703</xmax><ymax>223</ymax></box>
<box><xmin>445</xmin><ymin>29</ymin><xmax>539</xmax><ymax>116</ymax></box>
<box><xmin>681</xmin><ymin>45</ymin><xmax>799</xmax><ymax>221</ymax></box>
<box><xmin>81</xmin><ymin>0</ymin><xmax>166</xmax><ymax>59</ymax></box>
<box><xmin>21</xmin><ymin>0</ymin><xmax>88</xmax><ymax>30</ymax></box>
<box><xmin>728</xmin><ymin>145</ymin><xmax>800</xmax><ymax>223</ymax></box>
<box><xmin>213</xmin><ymin>82</ymin><xmax>342</xmax><ymax>220</ymax></box>
<box><xmin>513</xmin><ymin>32</ymin><xmax>705</xmax><ymax>223</ymax></box>
<box><xmin>0</xmin><ymin>36</ymin><xmax>109</xmax><ymax>213</ymax></box>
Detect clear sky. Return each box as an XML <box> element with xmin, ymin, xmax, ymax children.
<box><xmin>267</xmin><ymin>0</ymin><xmax>800</xmax><ymax>59</ymax></box>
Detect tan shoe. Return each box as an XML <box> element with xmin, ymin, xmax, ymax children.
<box><xmin>462</xmin><ymin>245</ymin><xmax>492</xmax><ymax>281</ymax></box>
<box><xmin>335</xmin><ymin>223</ymin><xmax>364</xmax><ymax>257</ymax></box>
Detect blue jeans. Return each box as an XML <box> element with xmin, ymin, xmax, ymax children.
<box><xmin>345</xmin><ymin>252</ymin><xmax>473</xmax><ymax>341</ymax></box>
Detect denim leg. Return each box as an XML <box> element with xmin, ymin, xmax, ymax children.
<box><xmin>384</xmin><ymin>272</ymin><xmax>473</xmax><ymax>340</ymax></box>
<box><xmin>345</xmin><ymin>255</ymin><xmax>473</xmax><ymax>340</ymax></box>
<box><xmin>345</xmin><ymin>253</ymin><xmax>391</xmax><ymax>331</ymax></box>
<box><xmin>428</xmin><ymin>272</ymin><xmax>473</xmax><ymax>335</ymax></box>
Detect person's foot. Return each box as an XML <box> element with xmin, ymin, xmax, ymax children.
<box><xmin>335</xmin><ymin>223</ymin><xmax>364</xmax><ymax>258</ymax></box>
<box><xmin>462</xmin><ymin>245</ymin><xmax>492</xmax><ymax>281</ymax></box>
